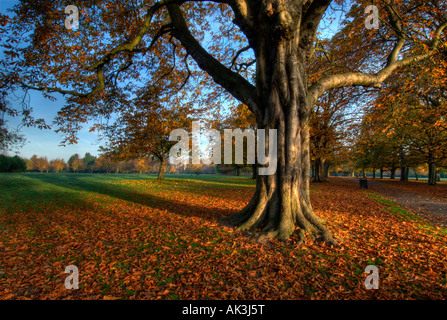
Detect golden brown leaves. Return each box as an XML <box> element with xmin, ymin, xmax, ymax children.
<box><xmin>0</xmin><ymin>175</ymin><xmax>446</xmax><ymax>299</ymax></box>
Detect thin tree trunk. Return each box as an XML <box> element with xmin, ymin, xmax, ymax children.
<box><xmin>428</xmin><ymin>162</ymin><xmax>436</xmax><ymax>185</ymax></box>
<box><xmin>400</xmin><ymin>167</ymin><xmax>408</xmax><ymax>181</ymax></box>
<box><xmin>158</xmin><ymin>156</ymin><xmax>166</xmax><ymax>180</ymax></box>
<box><xmin>372</xmin><ymin>168</ymin><xmax>376</xmax><ymax>179</ymax></box>
<box><xmin>324</xmin><ymin>161</ymin><xmax>330</xmax><ymax>179</ymax></box>
<box><xmin>380</xmin><ymin>167</ymin><xmax>384</xmax><ymax>179</ymax></box>
<box><xmin>428</xmin><ymin>151</ymin><xmax>437</xmax><ymax>185</ymax></box>
<box><xmin>400</xmin><ymin>148</ymin><xmax>408</xmax><ymax>181</ymax></box>
<box><xmin>252</xmin><ymin>163</ymin><xmax>257</xmax><ymax>179</ymax></box>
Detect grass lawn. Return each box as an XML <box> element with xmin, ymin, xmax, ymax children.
<box><xmin>0</xmin><ymin>173</ymin><xmax>446</xmax><ymax>299</ymax></box>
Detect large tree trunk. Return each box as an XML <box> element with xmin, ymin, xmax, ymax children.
<box><xmin>223</xmin><ymin>17</ymin><xmax>337</xmax><ymax>245</ymax></box>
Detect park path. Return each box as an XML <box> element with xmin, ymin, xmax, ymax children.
<box><xmin>337</xmin><ymin>177</ymin><xmax>447</xmax><ymax>229</ymax></box>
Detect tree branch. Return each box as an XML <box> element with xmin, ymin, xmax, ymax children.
<box><xmin>166</xmin><ymin>3</ymin><xmax>258</xmax><ymax>115</ymax></box>
<box><xmin>308</xmin><ymin>21</ymin><xmax>447</xmax><ymax>105</ymax></box>
<box><xmin>300</xmin><ymin>0</ymin><xmax>332</xmax><ymax>56</ymax></box>
<box><xmin>21</xmin><ymin>66</ymin><xmax>105</xmax><ymax>98</ymax></box>
<box><xmin>230</xmin><ymin>45</ymin><xmax>251</xmax><ymax>70</ymax></box>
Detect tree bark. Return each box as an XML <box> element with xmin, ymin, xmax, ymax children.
<box><xmin>251</xmin><ymin>163</ymin><xmax>257</xmax><ymax>180</ymax></box>
<box><xmin>413</xmin><ymin>168</ymin><xmax>419</xmax><ymax>181</ymax></box>
<box><xmin>158</xmin><ymin>155</ymin><xmax>166</xmax><ymax>180</ymax></box>
<box><xmin>390</xmin><ymin>166</ymin><xmax>396</xmax><ymax>179</ymax></box>
<box><xmin>400</xmin><ymin>167</ymin><xmax>408</xmax><ymax>181</ymax></box>
<box><xmin>380</xmin><ymin>167</ymin><xmax>384</xmax><ymax>179</ymax></box>
<box><xmin>324</xmin><ymin>161</ymin><xmax>330</xmax><ymax>179</ymax></box>
<box><xmin>313</xmin><ymin>158</ymin><xmax>326</xmax><ymax>182</ymax></box>
<box><xmin>221</xmin><ymin>12</ymin><xmax>337</xmax><ymax>245</ymax></box>
<box><xmin>400</xmin><ymin>149</ymin><xmax>408</xmax><ymax>181</ymax></box>
<box><xmin>428</xmin><ymin>152</ymin><xmax>436</xmax><ymax>186</ymax></box>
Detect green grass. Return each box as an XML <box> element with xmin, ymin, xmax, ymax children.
<box><xmin>0</xmin><ymin>172</ymin><xmax>255</xmax><ymax>212</ymax></box>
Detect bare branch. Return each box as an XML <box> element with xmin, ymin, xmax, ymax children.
<box><xmin>300</xmin><ymin>0</ymin><xmax>332</xmax><ymax>56</ymax></box>
<box><xmin>166</xmin><ymin>3</ymin><xmax>258</xmax><ymax>115</ymax></box>
<box><xmin>230</xmin><ymin>45</ymin><xmax>251</xmax><ymax>70</ymax></box>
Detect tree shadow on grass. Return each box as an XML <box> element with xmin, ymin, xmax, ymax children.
<box><xmin>23</xmin><ymin>173</ymin><xmax>236</xmax><ymax>221</ymax></box>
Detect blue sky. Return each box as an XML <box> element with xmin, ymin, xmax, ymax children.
<box><xmin>5</xmin><ymin>90</ymin><xmax>101</xmax><ymax>161</ymax></box>
<box><xmin>1</xmin><ymin>0</ymin><xmax>102</xmax><ymax>161</ymax></box>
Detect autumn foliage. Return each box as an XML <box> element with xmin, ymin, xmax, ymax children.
<box><xmin>1</xmin><ymin>174</ymin><xmax>446</xmax><ymax>299</ymax></box>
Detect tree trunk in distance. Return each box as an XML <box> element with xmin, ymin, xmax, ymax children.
<box><xmin>391</xmin><ymin>167</ymin><xmax>396</xmax><ymax>179</ymax></box>
<box><xmin>413</xmin><ymin>168</ymin><xmax>419</xmax><ymax>181</ymax></box>
<box><xmin>158</xmin><ymin>156</ymin><xmax>166</xmax><ymax>180</ymax></box>
<box><xmin>324</xmin><ymin>161</ymin><xmax>330</xmax><ymax>179</ymax></box>
<box><xmin>313</xmin><ymin>158</ymin><xmax>325</xmax><ymax>182</ymax></box>
<box><xmin>428</xmin><ymin>151</ymin><xmax>436</xmax><ymax>186</ymax></box>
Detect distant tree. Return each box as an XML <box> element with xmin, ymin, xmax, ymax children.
<box><xmin>0</xmin><ymin>154</ymin><xmax>27</xmax><ymax>172</ymax></box>
<box><xmin>101</xmin><ymin>91</ymin><xmax>192</xmax><ymax>180</ymax></box>
<box><xmin>51</xmin><ymin>158</ymin><xmax>66</xmax><ymax>173</ymax></box>
<box><xmin>30</xmin><ymin>155</ymin><xmax>39</xmax><ymax>170</ymax></box>
<box><xmin>34</xmin><ymin>156</ymin><xmax>50</xmax><ymax>173</ymax></box>
<box><xmin>216</xmin><ymin>104</ymin><xmax>257</xmax><ymax>178</ymax></box>
<box><xmin>310</xmin><ymin>88</ymin><xmax>355</xmax><ymax>182</ymax></box>
<box><xmin>83</xmin><ymin>152</ymin><xmax>96</xmax><ymax>173</ymax></box>
<box><xmin>0</xmin><ymin>154</ymin><xmax>11</xmax><ymax>172</ymax></box>
<box><xmin>10</xmin><ymin>155</ymin><xmax>26</xmax><ymax>172</ymax></box>
<box><xmin>365</xmin><ymin>58</ymin><xmax>447</xmax><ymax>185</ymax></box>
<box><xmin>135</xmin><ymin>157</ymin><xmax>151</xmax><ymax>174</ymax></box>
<box><xmin>67</xmin><ymin>154</ymin><xmax>80</xmax><ymax>171</ymax></box>
<box><xmin>94</xmin><ymin>155</ymin><xmax>114</xmax><ymax>174</ymax></box>
<box><xmin>24</xmin><ymin>158</ymin><xmax>34</xmax><ymax>171</ymax></box>
<box><xmin>71</xmin><ymin>158</ymin><xmax>84</xmax><ymax>173</ymax></box>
